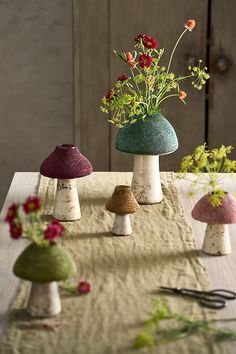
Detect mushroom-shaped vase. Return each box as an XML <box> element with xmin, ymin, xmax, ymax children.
<box><xmin>13</xmin><ymin>242</ymin><xmax>76</xmax><ymax>317</ymax></box>
<box><xmin>40</xmin><ymin>144</ymin><xmax>93</xmax><ymax>221</ymax></box>
<box><xmin>192</xmin><ymin>192</ymin><xmax>236</xmax><ymax>255</ymax></box>
<box><xmin>115</xmin><ymin>114</ymin><xmax>178</xmax><ymax>204</ymax></box>
<box><xmin>105</xmin><ymin>185</ymin><xmax>139</xmax><ymax>235</ymax></box>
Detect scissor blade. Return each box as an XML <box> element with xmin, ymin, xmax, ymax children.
<box><xmin>159</xmin><ymin>286</ymin><xmax>181</xmax><ymax>294</ymax></box>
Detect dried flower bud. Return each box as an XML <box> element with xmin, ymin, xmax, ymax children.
<box><xmin>179</xmin><ymin>91</ymin><xmax>187</xmax><ymax>100</ymax></box>
<box><xmin>127</xmin><ymin>60</ymin><xmax>135</xmax><ymax>68</ymax></box>
<box><xmin>185</xmin><ymin>19</ymin><xmax>196</xmax><ymax>31</ymax></box>
<box><xmin>125</xmin><ymin>52</ymin><xmax>135</xmax><ymax>68</ymax></box>
<box><xmin>125</xmin><ymin>52</ymin><xmax>133</xmax><ymax>61</ymax></box>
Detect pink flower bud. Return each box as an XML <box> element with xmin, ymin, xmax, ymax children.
<box><xmin>117</xmin><ymin>75</ymin><xmax>129</xmax><ymax>82</ymax></box>
<box><xmin>10</xmin><ymin>222</ymin><xmax>23</xmax><ymax>239</ymax></box>
<box><xmin>5</xmin><ymin>203</ymin><xmax>18</xmax><ymax>223</ymax></box>
<box><xmin>77</xmin><ymin>280</ymin><xmax>91</xmax><ymax>294</ymax></box>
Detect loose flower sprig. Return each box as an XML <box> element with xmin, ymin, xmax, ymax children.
<box><xmin>101</xmin><ymin>19</ymin><xmax>210</xmax><ymax>127</ymax></box>
<box><xmin>4</xmin><ymin>196</ymin><xmax>64</xmax><ymax>246</ymax></box>
<box><xmin>135</xmin><ymin>298</ymin><xmax>236</xmax><ymax>350</ymax></box>
<box><xmin>61</xmin><ymin>280</ymin><xmax>91</xmax><ymax>295</ymax></box>
<box><xmin>177</xmin><ymin>144</ymin><xmax>236</xmax><ymax>206</ymax></box>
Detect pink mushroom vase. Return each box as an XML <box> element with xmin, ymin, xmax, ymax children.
<box><xmin>192</xmin><ymin>192</ymin><xmax>236</xmax><ymax>256</ymax></box>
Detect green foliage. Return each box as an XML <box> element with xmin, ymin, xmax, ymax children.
<box><xmin>177</xmin><ymin>144</ymin><xmax>236</xmax><ymax>206</ymax></box>
<box><xmin>134</xmin><ymin>298</ymin><xmax>236</xmax><ymax>350</ymax></box>
<box><xmin>134</xmin><ymin>332</ymin><xmax>155</xmax><ymax>349</ymax></box>
<box><xmin>101</xmin><ymin>25</ymin><xmax>210</xmax><ymax>127</ymax></box>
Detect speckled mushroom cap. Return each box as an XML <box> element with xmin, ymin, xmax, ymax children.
<box><xmin>105</xmin><ymin>185</ymin><xmax>140</xmax><ymax>214</ymax></box>
<box><xmin>40</xmin><ymin>144</ymin><xmax>93</xmax><ymax>179</ymax></box>
<box><xmin>115</xmin><ymin>114</ymin><xmax>178</xmax><ymax>155</ymax></box>
<box><xmin>13</xmin><ymin>243</ymin><xmax>77</xmax><ymax>282</ymax></box>
<box><xmin>192</xmin><ymin>193</ymin><xmax>236</xmax><ymax>225</ymax></box>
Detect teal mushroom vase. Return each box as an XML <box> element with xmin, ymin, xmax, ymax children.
<box><xmin>115</xmin><ymin>114</ymin><xmax>178</xmax><ymax>204</ymax></box>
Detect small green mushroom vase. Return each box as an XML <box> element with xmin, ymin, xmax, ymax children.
<box><xmin>115</xmin><ymin>114</ymin><xmax>178</xmax><ymax>204</ymax></box>
<box><xmin>13</xmin><ymin>242</ymin><xmax>76</xmax><ymax>317</ymax></box>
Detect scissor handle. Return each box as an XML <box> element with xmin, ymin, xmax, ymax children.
<box><xmin>181</xmin><ymin>288</ymin><xmax>236</xmax><ymax>301</ymax></box>
<box><xmin>180</xmin><ymin>289</ymin><xmax>227</xmax><ymax>309</ymax></box>
<box><xmin>159</xmin><ymin>287</ymin><xmax>236</xmax><ymax>309</ymax></box>
<box><xmin>199</xmin><ymin>297</ymin><xmax>226</xmax><ymax>309</ymax></box>
<box><xmin>208</xmin><ymin>289</ymin><xmax>236</xmax><ymax>300</ymax></box>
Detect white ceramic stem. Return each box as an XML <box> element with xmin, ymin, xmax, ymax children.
<box><xmin>54</xmin><ymin>178</ymin><xmax>81</xmax><ymax>221</ymax></box>
<box><xmin>202</xmin><ymin>224</ymin><xmax>231</xmax><ymax>256</ymax></box>
<box><xmin>112</xmin><ymin>214</ymin><xmax>132</xmax><ymax>236</ymax></box>
<box><xmin>131</xmin><ymin>155</ymin><xmax>163</xmax><ymax>204</ymax></box>
<box><xmin>27</xmin><ymin>281</ymin><xmax>61</xmax><ymax>317</ymax></box>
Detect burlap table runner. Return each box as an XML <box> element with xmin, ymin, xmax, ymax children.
<box><xmin>0</xmin><ymin>172</ymin><xmax>228</xmax><ymax>354</ymax></box>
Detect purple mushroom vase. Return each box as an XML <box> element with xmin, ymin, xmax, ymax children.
<box><xmin>192</xmin><ymin>192</ymin><xmax>236</xmax><ymax>256</ymax></box>
<box><xmin>40</xmin><ymin>144</ymin><xmax>93</xmax><ymax>221</ymax></box>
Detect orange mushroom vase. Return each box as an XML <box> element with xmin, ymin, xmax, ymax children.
<box><xmin>192</xmin><ymin>192</ymin><xmax>236</xmax><ymax>256</ymax></box>
<box><xmin>105</xmin><ymin>185</ymin><xmax>139</xmax><ymax>236</ymax></box>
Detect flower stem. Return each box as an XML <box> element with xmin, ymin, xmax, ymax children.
<box><xmin>158</xmin><ymin>93</ymin><xmax>179</xmax><ymax>105</ymax></box>
<box><xmin>155</xmin><ymin>73</ymin><xmax>196</xmax><ymax>108</ymax></box>
<box><xmin>166</xmin><ymin>28</ymin><xmax>188</xmax><ymax>76</ymax></box>
<box><xmin>130</xmin><ymin>68</ymin><xmax>142</xmax><ymax>97</ymax></box>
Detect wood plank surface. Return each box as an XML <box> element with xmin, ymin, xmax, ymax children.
<box><xmin>74</xmin><ymin>0</ymin><xmax>110</xmax><ymax>170</ymax></box>
<box><xmin>1</xmin><ymin>172</ymin><xmax>236</xmax><ymax>354</ymax></box>
<box><xmin>176</xmin><ymin>174</ymin><xmax>236</xmax><ymax>320</ymax></box>
<box><xmin>109</xmin><ymin>0</ymin><xmax>208</xmax><ymax>171</ymax></box>
<box><xmin>0</xmin><ymin>1</ymin><xmax>74</xmax><ymax>208</ymax></box>
<box><xmin>208</xmin><ymin>0</ymin><xmax>236</xmax><ymax>155</ymax></box>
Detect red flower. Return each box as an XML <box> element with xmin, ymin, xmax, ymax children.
<box><xmin>5</xmin><ymin>203</ymin><xmax>18</xmax><ymax>223</ymax></box>
<box><xmin>23</xmin><ymin>196</ymin><xmax>41</xmax><ymax>214</ymax></box>
<box><xmin>185</xmin><ymin>19</ymin><xmax>196</xmax><ymax>31</ymax></box>
<box><xmin>139</xmin><ymin>54</ymin><xmax>153</xmax><ymax>68</ymax></box>
<box><xmin>77</xmin><ymin>281</ymin><xmax>91</xmax><ymax>294</ymax></box>
<box><xmin>10</xmin><ymin>222</ymin><xmax>23</xmax><ymax>239</ymax></box>
<box><xmin>105</xmin><ymin>89</ymin><xmax>116</xmax><ymax>101</ymax></box>
<box><xmin>51</xmin><ymin>219</ymin><xmax>65</xmax><ymax>237</ymax></box>
<box><xmin>117</xmin><ymin>75</ymin><xmax>129</xmax><ymax>82</ymax></box>
<box><xmin>134</xmin><ymin>33</ymin><xmax>145</xmax><ymax>42</ymax></box>
<box><xmin>44</xmin><ymin>222</ymin><xmax>64</xmax><ymax>241</ymax></box>
<box><xmin>143</xmin><ymin>35</ymin><xmax>158</xmax><ymax>49</ymax></box>
<box><xmin>135</xmin><ymin>34</ymin><xmax>158</xmax><ymax>49</ymax></box>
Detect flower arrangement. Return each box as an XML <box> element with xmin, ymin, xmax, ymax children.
<box><xmin>177</xmin><ymin>144</ymin><xmax>236</xmax><ymax>206</ymax></box>
<box><xmin>101</xmin><ymin>19</ymin><xmax>210</xmax><ymax>127</ymax></box>
<box><xmin>4</xmin><ymin>196</ymin><xmax>64</xmax><ymax>245</ymax></box>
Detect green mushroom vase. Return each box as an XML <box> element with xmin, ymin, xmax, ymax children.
<box><xmin>13</xmin><ymin>242</ymin><xmax>76</xmax><ymax>317</ymax></box>
<box><xmin>115</xmin><ymin>114</ymin><xmax>178</xmax><ymax>204</ymax></box>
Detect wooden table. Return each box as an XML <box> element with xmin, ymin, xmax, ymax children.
<box><xmin>1</xmin><ymin>172</ymin><xmax>236</xmax><ymax>351</ymax></box>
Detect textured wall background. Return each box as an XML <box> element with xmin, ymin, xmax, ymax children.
<box><xmin>0</xmin><ymin>0</ymin><xmax>73</xmax><ymax>207</ymax></box>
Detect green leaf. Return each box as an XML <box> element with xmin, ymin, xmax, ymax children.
<box><xmin>133</xmin><ymin>74</ymin><xmax>144</xmax><ymax>83</ymax></box>
<box><xmin>134</xmin><ymin>332</ymin><xmax>155</xmax><ymax>349</ymax></box>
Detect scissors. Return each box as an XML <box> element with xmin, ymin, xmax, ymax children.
<box><xmin>159</xmin><ymin>286</ymin><xmax>236</xmax><ymax>309</ymax></box>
